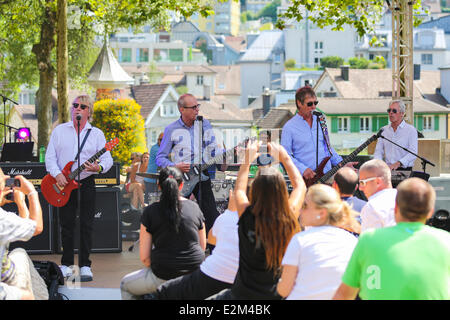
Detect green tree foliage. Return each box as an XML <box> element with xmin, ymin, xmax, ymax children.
<box><xmin>241</xmin><ymin>0</ymin><xmax>281</xmax><ymax>23</ymax></box>
<box><xmin>320</xmin><ymin>56</ymin><xmax>345</xmax><ymax>68</ymax></box>
<box><xmin>276</xmin><ymin>0</ymin><xmax>424</xmax><ymax>36</ymax></box>
<box><xmin>0</xmin><ymin>0</ymin><xmax>215</xmax><ymax>149</ymax></box>
<box><xmin>92</xmin><ymin>99</ymin><xmax>147</xmax><ymax>167</ymax></box>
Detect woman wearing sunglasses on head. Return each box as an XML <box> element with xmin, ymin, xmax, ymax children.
<box><xmin>373</xmin><ymin>100</ymin><xmax>418</xmax><ymax>171</ymax></box>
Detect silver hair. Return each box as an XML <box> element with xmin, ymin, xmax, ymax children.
<box><xmin>389</xmin><ymin>100</ymin><xmax>406</xmax><ymax>113</ymax></box>
<box><xmin>72</xmin><ymin>95</ymin><xmax>94</xmax><ymax>121</ymax></box>
<box><xmin>359</xmin><ymin>159</ymin><xmax>391</xmax><ymax>186</ymax></box>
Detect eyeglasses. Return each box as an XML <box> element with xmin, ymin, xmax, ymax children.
<box><xmin>306</xmin><ymin>101</ymin><xmax>319</xmax><ymax>107</ymax></box>
<box><xmin>183</xmin><ymin>104</ymin><xmax>200</xmax><ymax>110</ymax></box>
<box><xmin>387</xmin><ymin>108</ymin><xmax>398</xmax><ymax>114</ymax></box>
<box><xmin>73</xmin><ymin>103</ymin><xmax>88</xmax><ymax>110</ymax></box>
<box><xmin>359</xmin><ymin>177</ymin><xmax>378</xmax><ymax>186</ymax></box>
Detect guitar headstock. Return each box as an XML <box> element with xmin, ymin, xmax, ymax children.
<box><xmin>105</xmin><ymin>138</ymin><xmax>119</xmax><ymax>151</ymax></box>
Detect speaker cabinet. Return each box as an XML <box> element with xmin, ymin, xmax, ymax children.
<box><xmin>6</xmin><ymin>191</ymin><xmax>54</xmax><ymax>254</ymax></box>
<box><xmin>428</xmin><ymin>177</ymin><xmax>450</xmax><ymax>231</ymax></box>
<box><xmin>55</xmin><ymin>187</ymin><xmax>122</xmax><ymax>253</ymax></box>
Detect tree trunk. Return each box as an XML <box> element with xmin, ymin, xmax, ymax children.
<box><xmin>57</xmin><ymin>0</ymin><xmax>69</xmax><ymax>124</ymax></box>
<box><xmin>32</xmin><ymin>3</ymin><xmax>56</xmax><ymax>149</ymax></box>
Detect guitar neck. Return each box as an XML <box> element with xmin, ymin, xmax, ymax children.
<box><xmin>202</xmin><ymin>146</ymin><xmax>236</xmax><ymax>171</ymax></box>
<box><xmin>318</xmin><ymin>134</ymin><xmax>378</xmax><ymax>183</ymax></box>
<box><xmin>68</xmin><ymin>147</ymin><xmax>107</xmax><ymax>180</ymax></box>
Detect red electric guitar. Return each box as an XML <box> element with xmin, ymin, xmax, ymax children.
<box><xmin>41</xmin><ymin>138</ymin><xmax>119</xmax><ymax>207</ymax></box>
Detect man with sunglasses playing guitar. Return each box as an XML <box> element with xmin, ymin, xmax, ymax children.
<box><xmin>373</xmin><ymin>100</ymin><xmax>418</xmax><ymax>171</ymax></box>
<box><xmin>156</xmin><ymin>93</ymin><xmax>226</xmax><ymax>234</ymax></box>
<box><xmin>281</xmin><ymin>86</ymin><xmax>357</xmax><ymax>184</ymax></box>
<box><xmin>45</xmin><ymin>95</ymin><xmax>113</xmax><ymax>282</ymax></box>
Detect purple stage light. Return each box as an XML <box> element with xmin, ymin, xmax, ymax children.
<box><xmin>15</xmin><ymin>127</ymin><xmax>31</xmax><ymax>141</ymax></box>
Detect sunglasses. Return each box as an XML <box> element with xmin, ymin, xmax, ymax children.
<box><xmin>73</xmin><ymin>103</ymin><xmax>88</xmax><ymax>110</ymax></box>
<box><xmin>306</xmin><ymin>101</ymin><xmax>319</xmax><ymax>107</ymax></box>
<box><xmin>359</xmin><ymin>177</ymin><xmax>378</xmax><ymax>186</ymax></box>
<box><xmin>183</xmin><ymin>104</ymin><xmax>200</xmax><ymax>110</ymax></box>
<box><xmin>387</xmin><ymin>108</ymin><xmax>398</xmax><ymax>114</ymax></box>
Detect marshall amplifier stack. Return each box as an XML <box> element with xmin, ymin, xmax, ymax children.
<box><xmin>0</xmin><ymin>161</ymin><xmax>122</xmax><ymax>254</ymax></box>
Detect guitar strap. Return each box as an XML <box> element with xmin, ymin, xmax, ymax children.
<box><xmin>317</xmin><ymin>114</ymin><xmax>333</xmax><ymax>156</ymax></box>
<box><xmin>74</xmin><ymin>129</ymin><xmax>92</xmax><ymax>161</ymax></box>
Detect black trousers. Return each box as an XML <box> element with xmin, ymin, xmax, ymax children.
<box><xmin>192</xmin><ymin>176</ymin><xmax>220</xmax><ymax>234</ymax></box>
<box><xmin>58</xmin><ymin>175</ymin><xmax>96</xmax><ymax>267</ymax></box>
<box><xmin>155</xmin><ymin>269</ymin><xmax>231</xmax><ymax>300</ymax></box>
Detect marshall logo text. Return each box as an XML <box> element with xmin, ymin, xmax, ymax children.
<box><xmin>6</xmin><ymin>168</ymin><xmax>33</xmax><ymax>176</ymax></box>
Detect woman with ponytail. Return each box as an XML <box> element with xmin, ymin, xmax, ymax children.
<box><xmin>277</xmin><ymin>184</ymin><xmax>360</xmax><ymax>300</ymax></box>
<box><xmin>120</xmin><ymin>167</ymin><xmax>206</xmax><ymax>300</ymax></box>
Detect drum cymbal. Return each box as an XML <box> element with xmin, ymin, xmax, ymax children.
<box><xmin>136</xmin><ymin>172</ymin><xmax>160</xmax><ymax>179</ymax></box>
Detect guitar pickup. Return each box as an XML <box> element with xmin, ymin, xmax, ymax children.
<box><xmin>193</xmin><ymin>166</ymin><xmax>199</xmax><ymax>175</ymax></box>
<box><xmin>52</xmin><ymin>184</ymin><xmax>62</xmax><ymax>194</ymax></box>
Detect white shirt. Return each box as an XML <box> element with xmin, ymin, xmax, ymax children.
<box><xmin>45</xmin><ymin>121</ymin><xmax>113</xmax><ymax>180</ymax></box>
<box><xmin>200</xmin><ymin>209</ymin><xmax>239</xmax><ymax>284</ymax></box>
<box><xmin>0</xmin><ymin>208</ymin><xmax>36</xmax><ymax>273</ymax></box>
<box><xmin>360</xmin><ymin>188</ymin><xmax>397</xmax><ymax>232</ymax></box>
<box><xmin>282</xmin><ymin>226</ymin><xmax>357</xmax><ymax>300</ymax></box>
<box><xmin>374</xmin><ymin>120</ymin><xmax>418</xmax><ymax>167</ymax></box>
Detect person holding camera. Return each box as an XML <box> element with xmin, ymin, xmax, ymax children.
<box><xmin>0</xmin><ymin>168</ymin><xmax>48</xmax><ymax>300</ymax></box>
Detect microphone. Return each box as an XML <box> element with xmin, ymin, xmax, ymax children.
<box><xmin>76</xmin><ymin>114</ymin><xmax>82</xmax><ymax>121</ymax></box>
<box><xmin>312</xmin><ymin>111</ymin><xmax>322</xmax><ymax>116</ymax></box>
<box><xmin>196</xmin><ymin>115</ymin><xmax>203</xmax><ymax>121</ymax></box>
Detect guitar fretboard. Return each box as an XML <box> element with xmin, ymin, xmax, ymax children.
<box><xmin>68</xmin><ymin>147</ymin><xmax>107</xmax><ymax>180</ymax></box>
<box><xmin>318</xmin><ymin>134</ymin><xmax>379</xmax><ymax>183</ymax></box>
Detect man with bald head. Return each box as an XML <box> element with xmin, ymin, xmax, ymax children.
<box><xmin>358</xmin><ymin>159</ymin><xmax>397</xmax><ymax>232</ymax></box>
<box><xmin>332</xmin><ymin>167</ymin><xmax>367</xmax><ymax>214</ymax></box>
<box><xmin>334</xmin><ymin>178</ymin><xmax>450</xmax><ymax>300</ymax></box>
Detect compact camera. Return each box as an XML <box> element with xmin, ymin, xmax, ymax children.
<box><xmin>5</xmin><ymin>178</ymin><xmax>20</xmax><ymax>201</ymax></box>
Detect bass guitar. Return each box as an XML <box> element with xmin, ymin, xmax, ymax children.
<box><xmin>181</xmin><ymin>137</ymin><xmax>255</xmax><ymax>197</ymax></box>
<box><xmin>41</xmin><ymin>138</ymin><xmax>119</xmax><ymax>207</ymax></box>
<box><xmin>305</xmin><ymin>130</ymin><xmax>382</xmax><ymax>187</ymax></box>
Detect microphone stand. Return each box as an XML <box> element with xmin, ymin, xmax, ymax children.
<box><xmin>313</xmin><ymin>111</ymin><xmax>320</xmax><ymax>170</ymax></box>
<box><xmin>196</xmin><ymin>116</ymin><xmax>203</xmax><ymax>211</ymax></box>
<box><xmin>76</xmin><ymin>115</ymin><xmax>82</xmax><ymax>266</ymax></box>
<box><xmin>379</xmin><ymin>133</ymin><xmax>435</xmax><ymax>174</ymax></box>
<box><xmin>1</xmin><ymin>94</ymin><xmax>19</xmax><ymax>145</ymax></box>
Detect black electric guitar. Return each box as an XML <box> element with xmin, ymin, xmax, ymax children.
<box><xmin>181</xmin><ymin>137</ymin><xmax>255</xmax><ymax>197</ymax></box>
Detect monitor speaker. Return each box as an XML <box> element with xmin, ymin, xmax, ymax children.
<box><xmin>6</xmin><ymin>191</ymin><xmax>54</xmax><ymax>254</ymax></box>
<box><xmin>55</xmin><ymin>187</ymin><xmax>122</xmax><ymax>253</ymax></box>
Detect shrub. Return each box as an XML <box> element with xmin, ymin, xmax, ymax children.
<box><xmin>92</xmin><ymin>98</ymin><xmax>147</xmax><ymax>167</ymax></box>
<box><xmin>348</xmin><ymin>57</ymin><xmax>370</xmax><ymax>69</ymax></box>
<box><xmin>284</xmin><ymin>58</ymin><xmax>296</xmax><ymax>69</ymax></box>
<box><xmin>320</xmin><ymin>56</ymin><xmax>345</xmax><ymax>68</ymax></box>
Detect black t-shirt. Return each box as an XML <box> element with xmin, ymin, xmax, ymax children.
<box><xmin>231</xmin><ymin>206</ymin><xmax>282</xmax><ymax>300</ymax></box>
<box><xmin>141</xmin><ymin>199</ymin><xmax>205</xmax><ymax>280</ymax></box>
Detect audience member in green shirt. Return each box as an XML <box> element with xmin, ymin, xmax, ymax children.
<box><xmin>333</xmin><ymin>177</ymin><xmax>450</xmax><ymax>300</ymax></box>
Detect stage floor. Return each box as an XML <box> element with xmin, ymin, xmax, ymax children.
<box><xmin>31</xmin><ymin>241</ymin><xmax>142</xmax><ymax>290</ymax></box>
